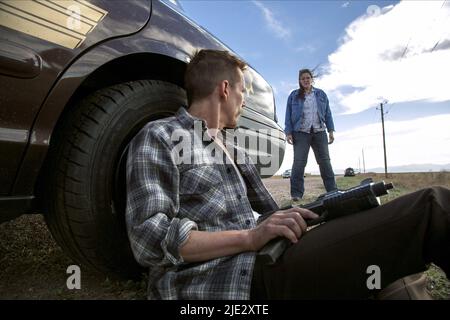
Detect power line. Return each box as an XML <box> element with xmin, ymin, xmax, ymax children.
<box><xmin>431</xmin><ymin>0</ymin><xmax>448</xmax><ymax>53</ymax></box>
<box><xmin>402</xmin><ymin>0</ymin><xmax>447</xmax><ymax>57</ymax></box>
<box><xmin>384</xmin><ymin>102</ymin><xmax>395</xmax><ymax>118</ymax></box>
<box><xmin>400</xmin><ymin>38</ymin><xmax>411</xmax><ymax>59</ymax></box>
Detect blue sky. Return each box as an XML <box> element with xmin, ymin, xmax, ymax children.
<box><xmin>178</xmin><ymin>0</ymin><xmax>450</xmax><ymax>174</ymax></box>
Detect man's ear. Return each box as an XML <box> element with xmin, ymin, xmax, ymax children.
<box><xmin>219</xmin><ymin>80</ymin><xmax>230</xmax><ymax>100</ymax></box>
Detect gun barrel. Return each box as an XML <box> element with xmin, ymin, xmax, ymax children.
<box><xmin>370</xmin><ymin>181</ymin><xmax>394</xmax><ymax>197</ymax></box>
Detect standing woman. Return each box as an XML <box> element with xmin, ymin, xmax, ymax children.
<box><xmin>285</xmin><ymin>69</ymin><xmax>337</xmax><ymax>201</ymax></box>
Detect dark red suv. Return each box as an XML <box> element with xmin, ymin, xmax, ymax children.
<box><xmin>0</xmin><ymin>0</ymin><xmax>285</xmax><ymax>278</ymax></box>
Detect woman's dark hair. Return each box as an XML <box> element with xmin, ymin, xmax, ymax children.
<box><xmin>298</xmin><ymin>68</ymin><xmax>314</xmax><ymax>100</ymax></box>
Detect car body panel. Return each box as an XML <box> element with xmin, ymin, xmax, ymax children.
<box><xmin>0</xmin><ymin>0</ymin><xmax>152</xmax><ymax>195</ymax></box>
<box><xmin>0</xmin><ymin>0</ymin><xmax>285</xmax><ymax>220</ymax></box>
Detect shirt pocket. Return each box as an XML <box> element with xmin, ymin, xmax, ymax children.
<box><xmin>179</xmin><ymin>164</ymin><xmax>223</xmax><ymax>195</ymax></box>
<box><xmin>178</xmin><ymin>165</ymin><xmax>227</xmax><ymax>222</ymax></box>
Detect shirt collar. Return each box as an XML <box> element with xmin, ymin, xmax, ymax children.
<box><xmin>175</xmin><ymin>106</ymin><xmax>244</xmax><ymax>147</ymax></box>
<box><xmin>306</xmin><ymin>87</ymin><xmax>315</xmax><ymax>95</ymax></box>
<box><xmin>175</xmin><ymin>106</ymin><xmax>208</xmax><ymax>130</ymax></box>
<box><xmin>295</xmin><ymin>87</ymin><xmax>315</xmax><ymax>96</ymax></box>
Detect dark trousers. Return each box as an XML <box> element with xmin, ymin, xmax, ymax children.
<box><xmin>290</xmin><ymin>131</ymin><xmax>337</xmax><ymax>198</ymax></box>
<box><xmin>251</xmin><ymin>187</ymin><xmax>450</xmax><ymax>299</ymax></box>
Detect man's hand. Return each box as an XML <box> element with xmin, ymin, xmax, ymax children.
<box><xmin>247</xmin><ymin>208</ymin><xmax>318</xmax><ymax>251</ymax></box>
<box><xmin>286</xmin><ymin>134</ymin><xmax>293</xmax><ymax>145</ymax></box>
<box><xmin>328</xmin><ymin>131</ymin><xmax>334</xmax><ymax>144</ymax></box>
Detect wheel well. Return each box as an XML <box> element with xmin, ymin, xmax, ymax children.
<box><xmin>35</xmin><ymin>53</ymin><xmax>186</xmax><ymax>211</ymax></box>
<box><xmin>68</xmin><ymin>53</ymin><xmax>186</xmax><ymax>105</ymax></box>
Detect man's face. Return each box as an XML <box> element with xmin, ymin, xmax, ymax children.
<box><xmin>223</xmin><ymin>69</ymin><xmax>245</xmax><ymax>128</ymax></box>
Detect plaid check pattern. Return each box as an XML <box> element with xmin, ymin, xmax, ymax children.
<box><xmin>126</xmin><ymin>107</ymin><xmax>279</xmax><ymax>299</ymax></box>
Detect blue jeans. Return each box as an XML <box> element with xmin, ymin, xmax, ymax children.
<box><xmin>290</xmin><ymin>131</ymin><xmax>337</xmax><ymax>198</ymax></box>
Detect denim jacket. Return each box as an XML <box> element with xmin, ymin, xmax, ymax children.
<box><xmin>284</xmin><ymin>87</ymin><xmax>335</xmax><ymax>135</ymax></box>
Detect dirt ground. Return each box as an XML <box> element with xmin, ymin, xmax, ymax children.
<box><xmin>1</xmin><ymin>175</ymin><xmax>448</xmax><ymax>299</ymax></box>
<box><xmin>0</xmin><ymin>176</ymin><xmax>305</xmax><ymax>300</ymax></box>
<box><xmin>263</xmin><ymin>175</ymin><xmax>325</xmax><ymax>203</ymax></box>
<box><xmin>0</xmin><ymin>213</ymin><xmax>146</xmax><ymax>300</ymax></box>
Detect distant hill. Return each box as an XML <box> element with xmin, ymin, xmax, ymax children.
<box><xmin>278</xmin><ymin>163</ymin><xmax>450</xmax><ymax>176</ymax></box>
<box><xmin>336</xmin><ymin>163</ymin><xmax>450</xmax><ymax>174</ymax></box>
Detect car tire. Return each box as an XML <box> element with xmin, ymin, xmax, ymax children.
<box><xmin>44</xmin><ymin>80</ymin><xmax>187</xmax><ymax>279</ymax></box>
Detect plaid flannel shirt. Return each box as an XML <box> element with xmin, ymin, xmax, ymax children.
<box><xmin>126</xmin><ymin>107</ymin><xmax>279</xmax><ymax>300</ymax></box>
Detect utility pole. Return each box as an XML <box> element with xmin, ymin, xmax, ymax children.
<box><xmin>362</xmin><ymin>148</ymin><xmax>366</xmax><ymax>174</ymax></box>
<box><xmin>378</xmin><ymin>101</ymin><xmax>388</xmax><ymax>178</ymax></box>
<box><xmin>358</xmin><ymin>157</ymin><xmax>361</xmax><ymax>174</ymax></box>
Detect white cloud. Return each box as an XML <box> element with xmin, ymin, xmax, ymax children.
<box><xmin>342</xmin><ymin>2</ymin><xmax>350</xmax><ymax>8</ymax></box>
<box><xmin>276</xmin><ymin>114</ymin><xmax>450</xmax><ymax>175</ymax></box>
<box><xmin>318</xmin><ymin>1</ymin><xmax>450</xmax><ymax>114</ymax></box>
<box><xmin>252</xmin><ymin>1</ymin><xmax>291</xmax><ymax>40</ymax></box>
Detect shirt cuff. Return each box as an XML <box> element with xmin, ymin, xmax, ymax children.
<box><xmin>161</xmin><ymin>217</ymin><xmax>198</xmax><ymax>266</ymax></box>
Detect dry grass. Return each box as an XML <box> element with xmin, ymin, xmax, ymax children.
<box><xmin>336</xmin><ymin>171</ymin><xmax>450</xmax><ymax>203</ymax></box>
<box><xmin>339</xmin><ymin>171</ymin><xmax>450</xmax><ymax>189</ymax></box>
<box><xmin>1</xmin><ymin>171</ymin><xmax>449</xmax><ymax>299</ymax></box>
